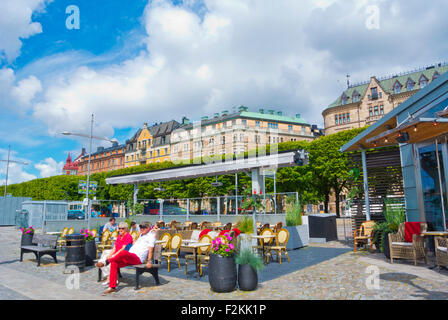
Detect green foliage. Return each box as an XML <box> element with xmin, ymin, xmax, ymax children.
<box><xmin>372</xmin><ymin>198</ymin><xmax>406</xmax><ymax>252</ymax></box>
<box><xmin>285</xmin><ymin>198</ymin><xmax>302</xmax><ymax>226</ymax></box>
<box><xmin>235</xmin><ymin>248</ymin><xmax>264</xmax><ymax>271</ymax></box>
<box><xmin>236</xmin><ymin>215</ymin><xmax>254</xmax><ymax>234</ymax></box>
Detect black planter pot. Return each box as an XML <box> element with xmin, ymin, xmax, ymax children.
<box><xmin>208</xmin><ymin>254</ymin><xmax>237</xmax><ymax>293</ymax></box>
<box><xmin>85</xmin><ymin>240</ymin><xmax>97</xmax><ymax>267</ymax></box>
<box><xmin>21</xmin><ymin>233</ymin><xmax>34</xmax><ymax>246</ymax></box>
<box><xmin>382</xmin><ymin>232</ymin><xmax>391</xmax><ymax>259</ymax></box>
<box><xmin>238</xmin><ymin>264</ymin><xmax>258</xmax><ymax>291</ymax></box>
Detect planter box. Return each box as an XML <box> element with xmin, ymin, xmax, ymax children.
<box><xmin>286</xmin><ymin>225</ymin><xmax>309</xmax><ymax>249</ymax></box>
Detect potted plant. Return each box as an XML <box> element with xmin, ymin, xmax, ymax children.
<box><xmin>208</xmin><ymin>234</ymin><xmax>237</xmax><ymax>293</ymax></box>
<box><xmin>235</xmin><ymin>249</ymin><xmax>264</xmax><ymax>291</ymax></box>
<box><xmin>285</xmin><ymin>198</ymin><xmax>309</xmax><ymax>249</ymax></box>
<box><xmin>235</xmin><ymin>215</ymin><xmax>256</xmax><ymax>252</ymax></box>
<box><xmin>20</xmin><ymin>226</ymin><xmax>35</xmax><ymax>246</ymax></box>
<box><xmin>81</xmin><ymin>228</ymin><xmax>97</xmax><ymax>266</ymax></box>
<box><xmin>372</xmin><ymin>198</ymin><xmax>405</xmax><ymax>258</ymax></box>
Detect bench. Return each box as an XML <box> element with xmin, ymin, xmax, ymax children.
<box><xmin>20</xmin><ymin>234</ymin><xmax>58</xmax><ymax>266</ymax></box>
<box><xmin>97</xmin><ymin>244</ymin><xmax>162</xmax><ymax>290</ymax></box>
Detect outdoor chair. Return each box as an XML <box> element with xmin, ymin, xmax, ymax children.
<box><xmin>258</xmin><ymin>223</ymin><xmax>270</xmax><ymax>234</ymax></box>
<box><xmin>222</xmin><ymin>222</ymin><xmax>232</xmax><ymax>231</ymax></box>
<box><xmin>353</xmin><ymin>221</ymin><xmax>376</xmax><ymax>252</ymax></box>
<box><xmin>389</xmin><ymin>222</ymin><xmax>427</xmax><ymax>265</ymax></box>
<box><xmin>253</xmin><ymin>228</ymin><xmax>274</xmax><ymax>257</ymax></box>
<box><xmin>168</xmin><ymin>220</ymin><xmax>178</xmax><ymax>230</ymax></box>
<box><xmin>67</xmin><ymin>227</ymin><xmax>75</xmax><ymax>235</ymax></box>
<box><xmin>273</xmin><ymin>222</ymin><xmax>283</xmax><ymax>233</ymax></box>
<box><xmin>435</xmin><ymin>236</ymin><xmax>448</xmax><ymax>271</ymax></box>
<box><xmin>200</xmin><ymin>221</ymin><xmax>211</xmax><ymax>230</ymax></box>
<box><xmin>189</xmin><ymin>222</ymin><xmax>198</xmax><ymax>230</ymax></box>
<box><xmin>159</xmin><ymin>232</ymin><xmax>171</xmax><ymax>252</ymax></box>
<box><xmin>57</xmin><ymin>227</ymin><xmax>69</xmax><ymax>253</ymax></box>
<box><xmin>90</xmin><ymin>229</ymin><xmax>97</xmax><ymax>238</ymax></box>
<box><xmin>266</xmin><ymin>228</ymin><xmax>290</xmax><ymax>264</ymax></box>
<box><xmin>131</xmin><ymin>231</ymin><xmax>139</xmax><ymax>242</ymax></box>
<box><xmin>161</xmin><ymin>233</ymin><xmax>182</xmax><ymax>272</ymax></box>
<box><xmin>184</xmin><ymin>234</ymin><xmax>212</xmax><ymax>275</ymax></box>
<box><xmin>96</xmin><ymin>230</ymin><xmax>111</xmax><ymax>258</ymax></box>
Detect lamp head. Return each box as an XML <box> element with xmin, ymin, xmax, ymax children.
<box><xmin>61</xmin><ymin>131</ymin><xmax>71</xmax><ymax>136</ymax></box>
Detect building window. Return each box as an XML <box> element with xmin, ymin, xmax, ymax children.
<box><xmin>255</xmin><ymin>121</ymin><xmax>260</xmax><ymax>128</ymax></box>
<box><xmin>150</xmin><ymin>151</ymin><xmax>153</xmax><ymax>158</ymax></box>
<box><xmin>346</xmin><ymin>113</ymin><xmax>350</xmax><ymax>123</ymax></box>
<box><xmin>342</xmin><ymin>113</ymin><xmax>346</xmax><ymax>123</ymax></box>
<box><xmin>138</xmin><ymin>142</ymin><xmax>141</xmax><ymax>149</ymax></box>
<box><xmin>335</xmin><ymin>115</ymin><xmax>338</xmax><ymax>125</ymax></box>
<box><xmin>240</xmin><ymin>134</ymin><xmax>244</xmax><ymax>141</ymax></box>
<box><xmin>433</xmin><ymin>71</ymin><xmax>440</xmax><ymax>80</ymax></box>
<box><xmin>341</xmin><ymin>93</ymin><xmax>347</xmax><ymax>105</ymax></box>
<box><xmin>161</xmin><ymin>136</ymin><xmax>166</xmax><ymax>144</ymax></box>
<box><xmin>220</xmin><ymin>136</ymin><xmax>225</xmax><ymax>144</ymax></box>
<box><xmin>374</xmin><ymin>106</ymin><xmax>379</xmax><ymax>116</ymax></box>
<box><xmin>339</xmin><ymin>114</ymin><xmax>342</xmax><ymax>124</ymax></box>
<box><xmin>393</xmin><ymin>81</ymin><xmax>401</xmax><ymax>94</ymax></box>
<box><xmin>268</xmin><ymin>122</ymin><xmax>278</xmax><ymax>129</ymax></box>
<box><xmin>369</xmin><ymin>107</ymin><xmax>373</xmax><ymax>117</ymax></box>
<box><xmin>233</xmin><ymin>134</ymin><xmax>237</xmax><ymax>142</ymax></box>
<box><xmin>148</xmin><ymin>139</ymin><xmax>151</xmax><ymax>145</ymax></box>
<box><xmin>165</xmin><ymin>147</ymin><xmax>168</xmax><ymax>155</ymax></box>
<box><xmin>380</xmin><ymin>105</ymin><xmax>384</xmax><ymax>114</ymax></box>
<box><xmin>371</xmin><ymin>87</ymin><xmax>378</xmax><ymax>99</ymax></box>
<box><xmin>419</xmin><ymin>75</ymin><xmax>428</xmax><ymax>88</ymax></box>
<box><xmin>242</xmin><ymin>119</ymin><xmax>247</xmax><ymax>126</ymax></box>
<box><xmin>157</xmin><ymin>150</ymin><xmax>160</xmax><ymax>157</ymax></box>
<box><xmin>183</xmin><ymin>144</ymin><xmax>188</xmax><ymax>152</ymax></box>
<box><xmin>407</xmin><ymin>78</ymin><xmax>414</xmax><ymax>91</ymax></box>
<box><xmin>353</xmin><ymin>92</ymin><xmax>360</xmax><ymax>103</ymax></box>
<box><xmin>288</xmin><ymin>124</ymin><xmax>293</xmax><ymax>132</ymax></box>
<box><xmin>209</xmin><ymin>138</ymin><xmax>214</xmax><ymax>146</ymax></box>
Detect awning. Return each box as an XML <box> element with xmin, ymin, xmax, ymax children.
<box><xmin>365</xmin><ymin>118</ymin><xmax>448</xmax><ymax>148</ymax></box>
<box><xmin>106</xmin><ymin>150</ymin><xmax>307</xmax><ymax>185</ymax></box>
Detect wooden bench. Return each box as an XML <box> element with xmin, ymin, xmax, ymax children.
<box><xmin>97</xmin><ymin>244</ymin><xmax>162</xmax><ymax>290</ymax></box>
<box><xmin>20</xmin><ymin>234</ymin><xmax>58</xmax><ymax>266</ymax></box>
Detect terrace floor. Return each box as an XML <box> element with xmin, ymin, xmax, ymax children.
<box><xmin>1</xmin><ymin>226</ymin><xmax>448</xmax><ymax>300</ymax></box>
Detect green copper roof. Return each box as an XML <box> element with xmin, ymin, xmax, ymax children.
<box><xmin>326</xmin><ymin>64</ymin><xmax>448</xmax><ymax>110</ymax></box>
<box><xmin>240</xmin><ymin>111</ymin><xmax>309</xmax><ymax>125</ymax></box>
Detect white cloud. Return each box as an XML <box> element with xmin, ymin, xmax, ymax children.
<box><xmin>34</xmin><ymin>157</ymin><xmax>63</xmax><ymax>178</ymax></box>
<box><xmin>0</xmin><ymin>148</ymin><xmax>36</xmax><ymax>185</ymax></box>
<box><xmin>0</xmin><ymin>0</ymin><xmax>51</xmax><ymax>62</ymax></box>
<box><xmin>11</xmin><ymin>75</ymin><xmax>42</xmax><ymax>108</ymax></box>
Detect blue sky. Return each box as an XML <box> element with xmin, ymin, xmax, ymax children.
<box><xmin>1</xmin><ymin>0</ymin><xmax>448</xmax><ymax>184</ymax></box>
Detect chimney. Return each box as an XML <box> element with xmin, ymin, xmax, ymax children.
<box><xmin>182</xmin><ymin>117</ymin><xmax>190</xmax><ymax>125</ymax></box>
<box><xmin>259</xmin><ymin>108</ymin><xmax>264</xmax><ymax>114</ymax></box>
<box><xmin>268</xmin><ymin>110</ymin><xmax>275</xmax><ymax>115</ymax></box>
<box><xmin>295</xmin><ymin>113</ymin><xmax>301</xmax><ymax>119</ymax></box>
<box><xmin>201</xmin><ymin>116</ymin><xmax>208</xmax><ymax>121</ymax></box>
<box><xmin>214</xmin><ymin>113</ymin><xmax>219</xmax><ymax>118</ymax></box>
<box><xmin>222</xmin><ymin>110</ymin><xmax>229</xmax><ymax>116</ymax></box>
<box><xmin>277</xmin><ymin>111</ymin><xmax>282</xmax><ymax>116</ymax></box>
<box><xmin>97</xmin><ymin>146</ymin><xmax>105</xmax><ymax>152</ymax></box>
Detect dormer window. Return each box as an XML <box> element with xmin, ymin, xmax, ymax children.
<box><xmin>371</xmin><ymin>87</ymin><xmax>378</xmax><ymax>99</ymax></box>
<box><xmin>419</xmin><ymin>75</ymin><xmax>428</xmax><ymax>88</ymax></box>
<box><xmin>352</xmin><ymin>91</ymin><xmax>360</xmax><ymax>103</ymax></box>
<box><xmin>433</xmin><ymin>71</ymin><xmax>440</xmax><ymax>81</ymax></box>
<box><xmin>341</xmin><ymin>93</ymin><xmax>348</xmax><ymax>105</ymax></box>
<box><xmin>393</xmin><ymin>80</ymin><xmax>402</xmax><ymax>94</ymax></box>
<box><xmin>406</xmin><ymin>78</ymin><xmax>415</xmax><ymax>91</ymax></box>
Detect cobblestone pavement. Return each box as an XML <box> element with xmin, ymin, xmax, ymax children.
<box><xmin>1</xmin><ymin>226</ymin><xmax>448</xmax><ymax>300</ymax></box>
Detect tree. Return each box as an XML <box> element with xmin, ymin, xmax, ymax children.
<box><xmin>306</xmin><ymin>127</ymin><xmax>367</xmax><ymax>217</ymax></box>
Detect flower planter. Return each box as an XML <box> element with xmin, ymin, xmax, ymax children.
<box><xmin>85</xmin><ymin>240</ymin><xmax>97</xmax><ymax>267</ymax></box>
<box><xmin>286</xmin><ymin>225</ymin><xmax>309</xmax><ymax>249</ymax></box>
<box><xmin>21</xmin><ymin>233</ymin><xmax>34</xmax><ymax>246</ymax></box>
<box><xmin>238</xmin><ymin>264</ymin><xmax>258</xmax><ymax>291</ymax></box>
<box><xmin>208</xmin><ymin>254</ymin><xmax>237</xmax><ymax>293</ymax></box>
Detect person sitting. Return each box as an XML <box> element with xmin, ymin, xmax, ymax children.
<box><xmin>130</xmin><ymin>221</ymin><xmax>140</xmax><ymax>233</ymax></box>
<box><xmin>98</xmin><ymin>221</ymin><xmax>161</xmax><ymax>295</ymax></box>
<box><xmin>103</xmin><ymin>218</ymin><xmax>117</xmax><ymax>232</ymax></box>
<box><xmin>95</xmin><ymin>222</ymin><xmax>133</xmax><ymax>285</ymax></box>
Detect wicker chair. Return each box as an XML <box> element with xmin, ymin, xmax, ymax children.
<box><xmin>253</xmin><ymin>227</ymin><xmax>274</xmax><ymax>256</ymax></box>
<box><xmin>159</xmin><ymin>232</ymin><xmax>171</xmax><ymax>252</ymax></box>
<box><xmin>189</xmin><ymin>222</ymin><xmax>198</xmax><ymax>230</ymax></box>
<box><xmin>222</xmin><ymin>222</ymin><xmax>232</xmax><ymax>231</ymax></box>
<box><xmin>130</xmin><ymin>231</ymin><xmax>139</xmax><ymax>242</ymax></box>
<box><xmin>96</xmin><ymin>230</ymin><xmax>111</xmax><ymax>258</ymax></box>
<box><xmin>273</xmin><ymin>222</ymin><xmax>283</xmax><ymax>233</ymax></box>
<box><xmin>57</xmin><ymin>227</ymin><xmax>69</xmax><ymax>253</ymax></box>
<box><xmin>353</xmin><ymin>221</ymin><xmax>376</xmax><ymax>252</ymax></box>
<box><xmin>389</xmin><ymin>222</ymin><xmax>427</xmax><ymax>265</ymax></box>
<box><xmin>266</xmin><ymin>228</ymin><xmax>290</xmax><ymax>264</ymax></box>
<box><xmin>184</xmin><ymin>234</ymin><xmax>212</xmax><ymax>275</ymax></box>
<box><xmin>435</xmin><ymin>236</ymin><xmax>448</xmax><ymax>272</ymax></box>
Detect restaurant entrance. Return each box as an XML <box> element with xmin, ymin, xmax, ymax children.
<box><xmin>417</xmin><ymin>137</ymin><xmax>448</xmax><ymax>230</ymax></box>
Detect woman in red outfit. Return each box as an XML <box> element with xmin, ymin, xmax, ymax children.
<box><xmin>95</xmin><ymin>221</ymin><xmax>133</xmax><ymax>285</ymax></box>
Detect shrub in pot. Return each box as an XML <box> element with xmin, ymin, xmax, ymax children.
<box><xmin>208</xmin><ymin>234</ymin><xmax>237</xmax><ymax>293</ymax></box>
<box><xmin>81</xmin><ymin>228</ymin><xmax>97</xmax><ymax>266</ymax></box>
<box><xmin>235</xmin><ymin>249</ymin><xmax>264</xmax><ymax>291</ymax></box>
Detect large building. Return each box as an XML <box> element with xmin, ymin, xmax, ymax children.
<box><xmin>62</xmin><ymin>148</ymin><xmax>86</xmax><ymax>175</ymax></box>
<box><xmin>323</xmin><ymin>63</ymin><xmax>448</xmax><ymax>135</ymax></box>
<box><xmin>125</xmin><ymin>120</ymin><xmax>180</xmax><ymax>167</ymax></box>
<box><xmin>170</xmin><ymin>106</ymin><xmax>315</xmax><ymax>164</ymax></box>
<box><xmin>77</xmin><ymin>142</ymin><xmax>126</xmax><ymax>175</ymax></box>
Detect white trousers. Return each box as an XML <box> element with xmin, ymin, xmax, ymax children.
<box><xmin>99</xmin><ymin>249</ymin><xmax>112</xmax><ymax>277</ymax></box>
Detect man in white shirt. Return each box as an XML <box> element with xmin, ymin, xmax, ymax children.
<box><xmin>102</xmin><ymin>221</ymin><xmax>160</xmax><ymax>295</ymax></box>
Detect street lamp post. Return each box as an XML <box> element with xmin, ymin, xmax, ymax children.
<box><xmin>61</xmin><ymin>114</ymin><xmax>118</xmax><ymax>229</ymax></box>
<box><xmin>1</xmin><ymin>145</ymin><xmax>29</xmax><ymax>197</ymax></box>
